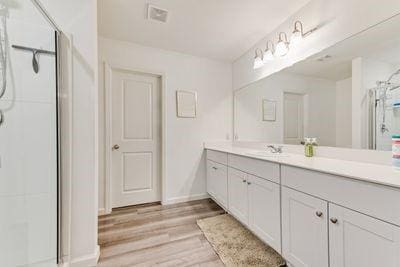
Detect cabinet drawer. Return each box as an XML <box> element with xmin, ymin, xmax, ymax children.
<box><xmin>282</xmin><ymin>165</ymin><xmax>400</xmax><ymax>226</ymax></box>
<box><xmin>228</xmin><ymin>154</ymin><xmax>280</xmax><ymax>183</ymax></box>
<box><xmin>207</xmin><ymin>150</ymin><xmax>228</xmax><ymax>165</ymax></box>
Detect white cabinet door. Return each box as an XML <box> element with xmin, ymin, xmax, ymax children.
<box><xmin>282</xmin><ymin>187</ymin><xmax>329</xmax><ymax>267</ymax></box>
<box><xmin>329</xmin><ymin>204</ymin><xmax>400</xmax><ymax>267</ymax></box>
<box><xmin>248</xmin><ymin>175</ymin><xmax>281</xmax><ymax>253</ymax></box>
<box><xmin>228</xmin><ymin>167</ymin><xmax>248</xmax><ymax>225</ymax></box>
<box><xmin>206</xmin><ymin>160</ymin><xmax>227</xmax><ymax>209</ymax></box>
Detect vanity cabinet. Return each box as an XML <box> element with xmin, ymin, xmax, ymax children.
<box><xmin>282</xmin><ymin>165</ymin><xmax>400</xmax><ymax>267</ymax></box>
<box><xmin>206</xmin><ymin>148</ymin><xmax>400</xmax><ymax>267</ymax></box>
<box><xmin>329</xmin><ymin>203</ymin><xmax>400</xmax><ymax>267</ymax></box>
<box><xmin>281</xmin><ymin>186</ymin><xmax>329</xmax><ymax>267</ymax></box>
<box><xmin>206</xmin><ymin>160</ymin><xmax>228</xmax><ymax>209</ymax></box>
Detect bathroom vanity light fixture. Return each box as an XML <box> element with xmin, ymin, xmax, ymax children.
<box><xmin>275</xmin><ymin>32</ymin><xmax>289</xmax><ymax>57</ymax></box>
<box><xmin>290</xmin><ymin>20</ymin><xmax>318</xmax><ymax>47</ymax></box>
<box><xmin>253</xmin><ymin>48</ymin><xmax>264</xmax><ymax>69</ymax></box>
<box><xmin>253</xmin><ymin>20</ymin><xmax>317</xmax><ymax>69</ymax></box>
<box><xmin>290</xmin><ymin>21</ymin><xmax>304</xmax><ymax>46</ymax></box>
<box><xmin>263</xmin><ymin>41</ymin><xmax>275</xmax><ymax>63</ymax></box>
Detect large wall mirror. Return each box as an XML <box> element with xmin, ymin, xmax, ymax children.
<box><xmin>234</xmin><ymin>15</ymin><xmax>400</xmax><ymax>151</ymax></box>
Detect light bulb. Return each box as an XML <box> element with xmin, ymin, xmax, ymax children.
<box><xmin>263</xmin><ymin>49</ymin><xmax>274</xmax><ymax>63</ymax></box>
<box><xmin>290</xmin><ymin>30</ymin><xmax>303</xmax><ymax>47</ymax></box>
<box><xmin>275</xmin><ymin>40</ymin><xmax>288</xmax><ymax>57</ymax></box>
<box><xmin>253</xmin><ymin>56</ymin><xmax>264</xmax><ymax>69</ymax></box>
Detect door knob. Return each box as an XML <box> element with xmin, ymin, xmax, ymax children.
<box><xmin>112</xmin><ymin>144</ymin><xmax>120</xmax><ymax>150</ymax></box>
<box><xmin>330</xmin><ymin>218</ymin><xmax>338</xmax><ymax>224</ymax></box>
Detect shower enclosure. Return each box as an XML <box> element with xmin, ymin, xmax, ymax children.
<box><xmin>370</xmin><ymin>69</ymin><xmax>400</xmax><ymax>150</ymax></box>
<box><xmin>0</xmin><ymin>1</ymin><xmax>60</xmax><ymax>266</ymax></box>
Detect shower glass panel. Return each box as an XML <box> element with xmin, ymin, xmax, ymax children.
<box><xmin>0</xmin><ymin>1</ymin><xmax>59</xmax><ymax>266</ymax></box>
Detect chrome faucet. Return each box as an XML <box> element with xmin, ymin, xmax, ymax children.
<box><xmin>267</xmin><ymin>145</ymin><xmax>283</xmax><ymax>154</ymax></box>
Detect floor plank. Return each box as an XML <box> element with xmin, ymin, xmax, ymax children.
<box><xmin>98</xmin><ymin>198</ymin><xmax>225</xmax><ymax>267</ymax></box>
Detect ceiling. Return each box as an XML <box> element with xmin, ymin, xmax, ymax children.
<box><xmin>285</xmin><ymin>14</ymin><xmax>400</xmax><ymax>81</ymax></box>
<box><xmin>97</xmin><ymin>0</ymin><xmax>310</xmax><ymax>62</ymax></box>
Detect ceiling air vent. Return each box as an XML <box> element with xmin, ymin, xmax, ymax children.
<box><xmin>147</xmin><ymin>4</ymin><xmax>168</xmax><ymax>23</ymax></box>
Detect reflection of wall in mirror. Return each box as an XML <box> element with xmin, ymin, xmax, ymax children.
<box><xmin>234</xmin><ymin>72</ymin><xmax>336</xmax><ymax>145</ymax></box>
<box><xmin>336</xmin><ymin>78</ymin><xmax>352</xmax><ymax>148</ymax></box>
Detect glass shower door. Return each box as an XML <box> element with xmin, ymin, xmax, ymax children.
<box><xmin>0</xmin><ymin>1</ymin><xmax>58</xmax><ymax>266</ymax></box>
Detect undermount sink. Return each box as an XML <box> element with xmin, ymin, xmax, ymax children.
<box><xmin>245</xmin><ymin>150</ymin><xmax>289</xmax><ymax>158</ymax></box>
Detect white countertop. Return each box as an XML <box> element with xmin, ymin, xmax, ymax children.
<box><xmin>205</xmin><ymin>143</ymin><xmax>400</xmax><ymax>189</ymax></box>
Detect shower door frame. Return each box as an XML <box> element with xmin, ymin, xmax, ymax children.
<box><xmin>368</xmin><ymin>89</ymin><xmax>377</xmax><ymax>150</ymax></box>
<box><xmin>31</xmin><ymin>0</ymin><xmax>63</xmax><ymax>264</ymax></box>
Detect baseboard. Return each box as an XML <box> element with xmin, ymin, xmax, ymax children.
<box><xmin>162</xmin><ymin>193</ymin><xmax>209</xmax><ymax>205</ymax></box>
<box><xmin>98</xmin><ymin>208</ymin><xmax>106</xmax><ymax>216</ymax></box>
<box><xmin>68</xmin><ymin>245</ymin><xmax>100</xmax><ymax>267</ymax></box>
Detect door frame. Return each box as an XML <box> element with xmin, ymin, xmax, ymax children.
<box><xmin>104</xmin><ymin>62</ymin><xmax>166</xmax><ymax>214</ymax></box>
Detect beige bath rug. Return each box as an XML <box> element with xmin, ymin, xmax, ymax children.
<box><xmin>197</xmin><ymin>214</ymin><xmax>286</xmax><ymax>267</ymax></box>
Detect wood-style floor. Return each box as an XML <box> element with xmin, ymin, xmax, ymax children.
<box><xmin>97</xmin><ymin>199</ymin><xmax>225</xmax><ymax>267</ymax></box>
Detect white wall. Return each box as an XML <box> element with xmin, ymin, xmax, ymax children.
<box><xmin>233</xmin><ymin>0</ymin><xmax>400</xmax><ymax>90</ymax></box>
<box><xmin>234</xmin><ymin>72</ymin><xmax>336</xmax><ymax>146</ymax></box>
<box><xmin>335</xmin><ymin>77</ymin><xmax>352</xmax><ymax>147</ymax></box>
<box><xmin>98</xmin><ymin>37</ymin><xmax>232</xmax><ymax>208</ymax></box>
<box><xmin>39</xmin><ymin>0</ymin><xmax>99</xmax><ymax>266</ymax></box>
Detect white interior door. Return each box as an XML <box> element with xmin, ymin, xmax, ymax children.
<box><xmin>284</xmin><ymin>92</ymin><xmax>304</xmax><ymax>145</ymax></box>
<box><xmin>110</xmin><ymin>69</ymin><xmax>161</xmax><ymax>208</ymax></box>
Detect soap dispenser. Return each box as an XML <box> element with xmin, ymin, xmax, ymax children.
<box><xmin>304</xmin><ymin>138</ymin><xmax>317</xmax><ymax>157</ymax></box>
<box><xmin>304</xmin><ymin>138</ymin><xmax>312</xmax><ymax>157</ymax></box>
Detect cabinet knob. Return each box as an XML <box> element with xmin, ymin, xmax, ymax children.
<box><xmin>212</xmin><ymin>166</ymin><xmax>218</xmax><ymax>170</ymax></box>
<box><xmin>247</xmin><ymin>182</ymin><xmax>251</xmax><ymax>185</ymax></box>
<box><xmin>112</xmin><ymin>144</ymin><xmax>120</xmax><ymax>150</ymax></box>
<box><xmin>315</xmin><ymin>211</ymin><xmax>323</xmax><ymax>217</ymax></box>
<box><xmin>242</xmin><ymin>179</ymin><xmax>247</xmax><ymax>183</ymax></box>
<box><xmin>330</xmin><ymin>218</ymin><xmax>338</xmax><ymax>224</ymax></box>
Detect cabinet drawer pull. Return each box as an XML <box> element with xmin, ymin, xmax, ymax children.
<box><xmin>315</xmin><ymin>211</ymin><xmax>323</xmax><ymax>217</ymax></box>
<box><xmin>212</xmin><ymin>166</ymin><xmax>218</xmax><ymax>170</ymax></box>
<box><xmin>330</xmin><ymin>218</ymin><xmax>338</xmax><ymax>224</ymax></box>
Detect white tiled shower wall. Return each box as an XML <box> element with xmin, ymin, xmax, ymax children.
<box><xmin>0</xmin><ymin>1</ymin><xmax>57</xmax><ymax>266</ymax></box>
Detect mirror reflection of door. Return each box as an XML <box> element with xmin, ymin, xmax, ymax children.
<box><xmin>283</xmin><ymin>92</ymin><xmax>304</xmax><ymax>145</ymax></box>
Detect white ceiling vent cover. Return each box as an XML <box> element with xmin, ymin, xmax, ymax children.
<box><xmin>147</xmin><ymin>4</ymin><xmax>169</xmax><ymax>23</ymax></box>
